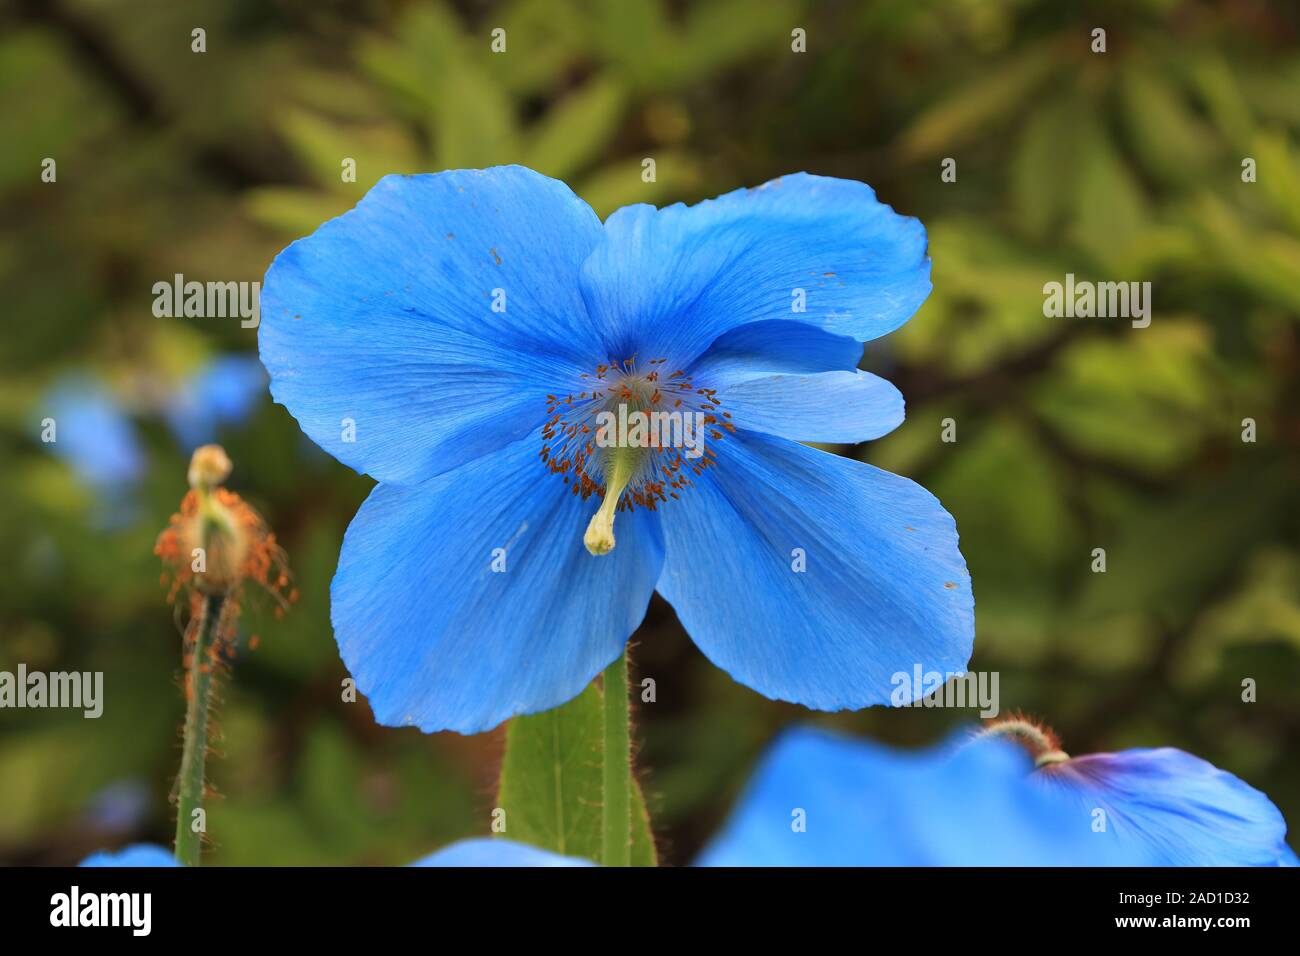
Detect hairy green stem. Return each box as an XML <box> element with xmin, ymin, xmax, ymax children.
<box><xmin>601</xmin><ymin>651</ymin><xmax>631</xmax><ymax>867</ymax></box>
<box><xmin>174</xmin><ymin>593</ymin><xmax>224</xmax><ymax>866</ymax></box>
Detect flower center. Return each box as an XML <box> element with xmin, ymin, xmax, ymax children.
<box><xmin>541</xmin><ymin>356</ymin><xmax>734</xmax><ymax>555</ymax></box>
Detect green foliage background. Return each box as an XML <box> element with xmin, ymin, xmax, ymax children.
<box><xmin>2</xmin><ymin>0</ymin><xmax>1298</xmax><ymax>864</ymax></box>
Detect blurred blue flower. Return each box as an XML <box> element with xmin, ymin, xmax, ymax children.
<box><xmin>82</xmin><ymin>780</ymin><xmax>152</xmax><ymax>833</ymax></box>
<box><xmin>260</xmin><ymin>165</ymin><xmax>973</xmax><ymax>734</ymax></box>
<box><xmin>44</xmin><ymin>378</ymin><xmax>146</xmax><ymax>493</ymax></box>
<box><xmin>41</xmin><ymin>357</ymin><xmax>265</xmax><ymax>507</ymax></box>
<box><xmin>411</xmin><ymin>838</ymin><xmax>594</xmax><ymax>867</ymax></box>
<box><xmin>696</xmin><ymin>725</ymin><xmax>1296</xmax><ymax>866</ymax></box>
<box><xmin>85</xmin><ymin>721</ymin><xmax>1292</xmax><ymax>868</ymax></box>
<box><xmin>1036</xmin><ymin>747</ymin><xmax>1299</xmax><ymax>867</ymax></box>
<box><xmin>164</xmin><ymin>354</ymin><xmax>267</xmax><ymax>449</ymax></box>
<box><xmin>80</xmin><ymin>844</ymin><xmax>179</xmax><ymax>867</ymax></box>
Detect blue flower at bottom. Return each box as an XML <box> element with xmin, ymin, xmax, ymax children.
<box><xmin>695</xmin><ymin>724</ymin><xmax>1296</xmax><ymax>867</ymax></box>
<box><xmin>80</xmin><ymin>844</ymin><xmax>179</xmax><ymax>867</ymax></box>
<box><xmin>259</xmin><ymin>165</ymin><xmax>974</xmax><ymax>734</ymax></box>
<box><xmin>84</xmin><ymin>722</ymin><xmax>1292</xmax><ymax>867</ymax></box>
<box><xmin>415</xmin><ymin>725</ymin><xmax>1294</xmax><ymax>867</ymax></box>
<box><xmin>76</xmin><ymin>839</ymin><xmax>587</xmax><ymax>868</ymax></box>
<box><xmin>410</xmin><ymin>838</ymin><xmax>593</xmax><ymax>867</ymax></box>
<box><xmin>1036</xmin><ymin>747</ymin><xmax>1299</xmax><ymax>867</ymax></box>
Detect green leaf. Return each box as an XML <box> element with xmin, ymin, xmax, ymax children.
<box><xmin>898</xmin><ymin>43</ymin><xmax>1058</xmax><ymax>160</ymax></box>
<box><xmin>497</xmin><ymin>680</ymin><xmax>656</xmax><ymax>865</ymax></box>
<box><xmin>242</xmin><ymin>186</ymin><xmax>353</xmax><ymax>238</ymax></box>
<box><xmin>357</xmin><ymin>2</ymin><xmax>519</xmax><ymax>167</ymax></box>
<box><xmin>588</xmin><ymin>0</ymin><xmax>674</xmax><ymax>89</ymax></box>
<box><xmin>1252</xmin><ymin>130</ymin><xmax>1300</xmax><ymax>236</ymax></box>
<box><xmin>1075</xmin><ymin>463</ymin><xmax>1293</xmax><ymax>624</ymax></box>
<box><xmin>490</xmin><ymin>0</ymin><xmax>586</xmax><ymax>95</ymax></box>
<box><xmin>1119</xmin><ymin>65</ymin><xmax>1213</xmax><ymax>188</ymax></box>
<box><xmin>1033</xmin><ymin>321</ymin><xmax>1223</xmax><ymax>473</ymax></box>
<box><xmin>1189</xmin><ymin>194</ymin><xmax>1300</xmax><ymax>314</ymax></box>
<box><xmin>428</xmin><ymin>65</ymin><xmax>520</xmax><ymax>168</ymax></box>
<box><xmin>676</xmin><ymin>0</ymin><xmax>801</xmax><ymax>88</ymax></box>
<box><xmin>1175</xmin><ymin>549</ymin><xmax>1300</xmax><ymax>686</ymax></box>
<box><xmin>1186</xmin><ymin>52</ymin><xmax>1255</xmax><ymax>147</ymax></box>
<box><xmin>1011</xmin><ymin>95</ymin><xmax>1084</xmax><ymax>237</ymax></box>
<box><xmin>276</xmin><ymin>109</ymin><xmax>419</xmax><ymax>192</ymax></box>
<box><xmin>526</xmin><ymin>78</ymin><xmax>627</xmax><ymax>181</ymax></box>
<box><xmin>891</xmin><ymin>218</ymin><xmax>1065</xmax><ymax>376</ymax></box>
<box><xmin>1068</xmin><ymin>120</ymin><xmax>1150</xmax><ymax>269</ymax></box>
<box><xmin>497</xmin><ymin>683</ymin><xmax>602</xmax><ymax>860</ymax></box>
<box><xmin>630</xmin><ymin>775</ymin><xmax>655</xmax><ymax>867</ymax></box>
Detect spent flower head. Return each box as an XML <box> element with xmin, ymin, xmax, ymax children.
<box><xmin>156</xmin><ymin>444</ymin><xmax>295</xmax><ymax>626</ymax></box>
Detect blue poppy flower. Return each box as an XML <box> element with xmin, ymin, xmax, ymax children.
<box><xmin>79</xmin><ymin>844</ymin><xmax>179</xmax><ymax>867</ymax></box>
<box><xmin>259</xmin><ymin>165</ymin><xmax>973</xmax><ymax>734</ymax></box>
<box><xmin>697</xmin><ymin>723</ymin><xmax>1296</xmax><ymax>866</ymax></box>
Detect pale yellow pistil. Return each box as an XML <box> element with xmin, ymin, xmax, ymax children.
<box><xmin>583</xmin><ymin>443</ymin><xmax>642</xmax><ymax>556</ymax></box>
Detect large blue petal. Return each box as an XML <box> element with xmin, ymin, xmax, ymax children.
<box><xmin>411</xmin><ymin>838</ymin><xmax>595</xmax><ymax>867</ymax></box>
<box><xmin>578</xmin><ymin>173</ymin><xmax>930</xmax><ymax>366</ymax></box>
<box><xmin>719</xmin><ymin>370</ymin><xmax>904</xmax><ymax>443</ymax></box>
<box><xmin>696</xmin><ymin>728</ymin><xmax>1141</xmax><ymax>866</ymax></box>
<box><xmin>331</xmin><ymin>434</ymin><xmax>664</xmax><ymax>734</ymax></box>
<box><xmin>260</xmin><ymin>167</ymin><xmax>606</xmax><ymax>485</ymax></box>
<box><xmin>687</xmin><ymin>319</ymin><xmax>866</xmax><ymax>387</ymax></box>
<box><xmin>656</xmin><ymin>431</ymin><xmax>973</xmax><ymax>710</ymax></box>
<box><xmin>80</xmin><ymin>844</ymin><xmax>179</xmax><ymax>867</ymax></box>
<box><xmin>1037</xmin><ymin>748</ymin><xmax>1296</xmax><ymax>866</ymax></box>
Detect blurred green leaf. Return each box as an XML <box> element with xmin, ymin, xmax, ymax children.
<box><xmin>1012</xmin><ymin>95</ymin><xmax>1084</xmax><ymax>237</ymax></box>
<box><xmin>1189</xmin><ymin>194</ymin><xmax>1300</xmax><ymax>313</ymax></box>
<box><xmin>893</xmin><ymin>219</ymin><xmax>1063</xmax><ymax>375</ymax></box>
<box><xmin>1033</xmin><ymin>320</ymin><xmax>1223</xmax><ymax>473</ymax></box>
<box><xmin>1119</xmin><ymin>64</ymin><xmax>1214</xmax><ymax>188</ymax></box>
<box><xmin>1076</xmin><ymin>463</ymin><xmax>1292</xmax><ymax>623</ymax></box>
<box><xmin>276</xmin><ymin>109</ymin><xmax>419</xmax><ymax>192</ymax></box>
<box><xmin>526</xmin><ymin>78</ymin><xmax>627</xmax><ymax>180</ymax></box>
<box><xmin>1179</xmin><ymin>549</ymin><xmax>1300</xmax><ymax>685</ymax></box>
<box><xmin>1186</xmin><ymin>53</ymin><xmax>1255</xmax><ymax>146</ymax></box>
<box><xmin>578</xmin><ymin>151</ymin><xmax>703</xmax><ymax>218</ymax></box>
<box><xmin>1252</xmin><ymin>130</ymin><xmax>1300</xmax><ymax>236</ymax></box>
<box><xmin>242</xmin><ymin>186</ymin><xmax>353</xmax><ymax>237</ymax></box>
<box><xmin>899</xmin><ymin>42</ymin><xmax>1058</xmax><ymax>160</ymax></box>
<box><xmin>1068</xmin><ymin>119</ymin><xmax>1151</xmax><ymax>268</ymax></box>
